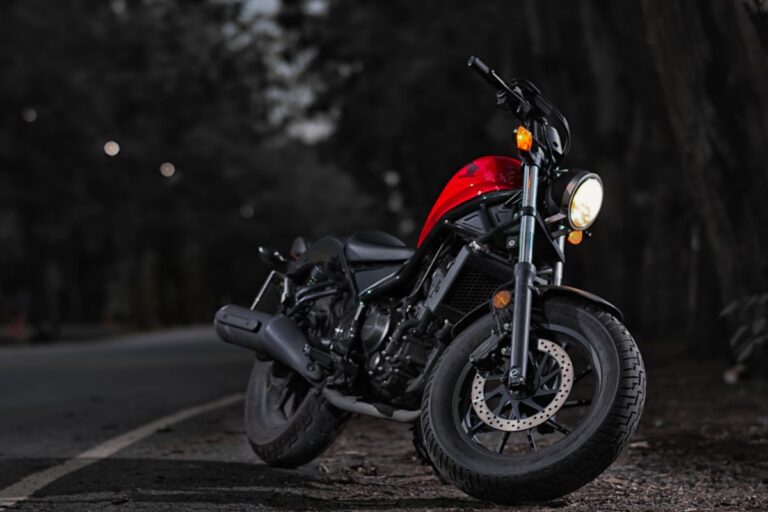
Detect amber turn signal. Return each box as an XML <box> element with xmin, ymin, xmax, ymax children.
<box><xmin>492</xmin><ymin>290</ymin><xmax>512</xmax><ymax>309</ymax></box>
<box><xmin>567</xmin><ymin>230</ymin><xmax>583</xmax><ymax>245</ymax></box>
<box><xmin>516</xmin><ymin>126</ymin><xmax>533</xmax><ymax>152</ymax></box>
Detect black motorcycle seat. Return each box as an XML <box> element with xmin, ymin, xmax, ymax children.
<box><xmin>345</xmin><ymin>230</ymin><xmax>415</xmax><ymax>263</ymax></box>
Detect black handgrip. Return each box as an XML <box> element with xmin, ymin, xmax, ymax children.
<box><xmin>467</xmin><ymin>55</ymin><xmax>490</xmax><ymax>76</ymax></box>
<box><xmin>467</xmin><ymin>55</ymin><xmax>511</xmax><ymax>93</ymax></box>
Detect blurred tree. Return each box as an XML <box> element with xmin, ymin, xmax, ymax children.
<box><xmin>642</xmin><ymin>0</ymin><xmax>768</xmax><ymax>364</ymax></box>
<box><xmin>0</xmin><ymin>0</ymin><xmax>270</xmax><ymax>330</ymax></box>
<box><xmin>0</xmin><ymin>0</ymin><xmax>369</xmax><ymax>333</ymax></box>
<box><xmin>742</xmin><ymin>0</ymin><xmax>768</xmax><ymax>52</ymax></box>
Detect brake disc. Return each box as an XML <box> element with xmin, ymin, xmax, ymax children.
<box><xmin>470</xmin><ymin>339</ymin><xmax>574</xmax><ymax>432</ymax></box>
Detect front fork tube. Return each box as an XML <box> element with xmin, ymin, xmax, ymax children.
<box><xmin>507</xmin><ymin>159</ymin><xmax>540</xmax><ymax>386</ymax></box>
<box><xmin>553</xmin><ymin>235</ymin><xmax>565</xmax><ymax>286</ymax></box>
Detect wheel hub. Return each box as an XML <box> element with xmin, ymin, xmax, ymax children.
<box><xmin>507</xmin><ymin>386</ymin><xmax>534</xmax><ymax>401</ymax></box>
<box><xmin>470</xmin><ymin>339</ymin><xmax>574</xmax><ymax>432</ymax></box>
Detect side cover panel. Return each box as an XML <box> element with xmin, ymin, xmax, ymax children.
<box><xmin>417</xmin><ymin>156</ymin><xmax>522</xmax><ymax>246</ymax></box>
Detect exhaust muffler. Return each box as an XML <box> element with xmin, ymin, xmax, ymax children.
<box><xmin>214</xmin><ymin>305</ymin><xmax>322</xmax><ymax>383</ymax></box>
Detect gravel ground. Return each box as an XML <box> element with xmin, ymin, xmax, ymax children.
<box><xmin>13</xmin><ymin>346</ymin><xmax>768</xmax><ymax>511</ymax></box>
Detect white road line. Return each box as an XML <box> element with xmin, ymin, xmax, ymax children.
<box><xmin>0</xmin><ymin>392</ymin><xmax>244</xmax><ymax>510</ymax></box>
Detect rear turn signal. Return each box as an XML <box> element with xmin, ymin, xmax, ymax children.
<box><xmin>492</xmin><ymin>290</ymin><xmax>512</xmax><ymax>309</ymax></box>
<box><xmin>567</xmin><ymin>230</ymin><xmax>583</xmax><ymax>245</ymax></box>
<box><xmin>516</xmin><ymin>126</ymin><xmax>533</xmax><ymax>152</ymax></box>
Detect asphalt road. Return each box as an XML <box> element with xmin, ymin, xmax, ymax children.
<box><xmin>0</xmin><ymin>327</ymin><xmax>253</xmax><ymax>509</ymax></box>
<box><xmin>0</xmin><ymin>330</ymin><xmax>766</xmax><ymax>511</ymax></box>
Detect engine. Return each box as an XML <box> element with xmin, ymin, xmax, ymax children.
<box><xmin>364</xmin><ymin>309</ymin><xmax>439</xmax><ymax>409</ymax></box>
<box><xmin>292</xmin><ymin>261</ymin><xmax>449</xmax><ymax>410</ymax></box>
<box><xmin>355</xmin><ymin>271</ymin><xmax>452</xmax><ymax>409</ymax></box>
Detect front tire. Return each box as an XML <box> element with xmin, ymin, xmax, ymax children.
<box><xmin>245</xmin><ymin>358</ymin><xmax>348</xmax><ymax>468</ymax></box>
<box><xmin>421</xmin><ymin>298</ymin><xmax>645</xmax><ymax>503</ymax></box>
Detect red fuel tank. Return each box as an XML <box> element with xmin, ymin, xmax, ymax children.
<box><xmin>417</xmin><ymin>156</ymin><xmax>522</xmax><ymax>246</ymax></box>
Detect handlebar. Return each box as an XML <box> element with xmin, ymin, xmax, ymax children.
<box><xmin>467</xmin><ymin>56</ymin><xmax>505</xmax><ymax>91</ymax></box>
<box><xmin>467</xmin><ymin>56</ymin><xmax>571</xmax><ymax>164</ymax></box>
<box><xmin>467</xmin><ymin>56</ymin><xmax>530</xmax><ymax>115</ymax></box>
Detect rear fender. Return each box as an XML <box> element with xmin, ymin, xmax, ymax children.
<box><xmin>451</xmin><ymin>285</ymin><xmax>623</xmax><ymax>338</ymax></box>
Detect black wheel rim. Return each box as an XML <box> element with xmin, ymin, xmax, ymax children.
<box><xmin>261</xmin><ymin>361</ymin><xmax>310</xmax><ymax>427</ymax></box>
<box><xmin>453</xmin><ymin>323</ymin><xmax>601</xmax><ymax>457</ymax></box>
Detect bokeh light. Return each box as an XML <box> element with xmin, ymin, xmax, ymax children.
<box><xmin>103</xmin><ymin>140</ymin><xmax>120</xmax><ymax>156</ymax></box>
<box><xmin>160</xmin><ymin>162</ymin><xmax>176</xmax><ymax>177</ymax></box>
<box><xmin>383</xmin><ymin>170</ymin><xmax>400</xmax><ymax>187</ymax></box>
<box><xmin>21</xmin><ymin>108</ymin><xmax>37</xmax><ymax>123</ymax></box>
<box><xmin>239</xmin><ymin>203</ymin><xmax>255</xmax><ymax>219</ymax></box>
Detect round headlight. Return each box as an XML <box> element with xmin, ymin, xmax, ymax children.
<box><xmin>548</xmin><ymin>170</ymin><xmax>603</xmax><ymax>230</ymax></box>
<box><xmin>569</xmin><ymin>177</ymin><xmax>603</xmax><ymax>229</ymax></box>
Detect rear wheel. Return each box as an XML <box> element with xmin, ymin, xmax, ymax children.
<box><xmin>421</xmin><ymin>298</ymin><xmax>645</xmax><ymax>503</ymax></box>
<box><xmin>245</xmin><ymin>358</ymin><xmax>348</xmax><ymax>468</ymax></box>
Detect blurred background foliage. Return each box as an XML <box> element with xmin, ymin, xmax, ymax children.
<box><xmin>1</xmin><ymin>0</ymin><xmax>767</xmax><ymax>368</ymax></box>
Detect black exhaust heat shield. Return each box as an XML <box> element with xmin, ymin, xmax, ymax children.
<box><xmin>214</xmin><ymin>305</ymin><xmax>322</xmax><ymax>383</ymax></box>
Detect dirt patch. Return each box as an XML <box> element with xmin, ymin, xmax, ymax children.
<box><xmin>306</xmin><ymin>349</ymin><xmax>768</xmax><ymax>511</ymax></box>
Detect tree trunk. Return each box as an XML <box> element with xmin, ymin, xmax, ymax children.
<box><xmin>742</xmin><ymin>0</ymin><xmax>768</xmax><ymax>53</ymax></box>
<box><xmin>641</xmin><ymin>0</ymin><xmax>768</xmax><ymax>308</ymax></box>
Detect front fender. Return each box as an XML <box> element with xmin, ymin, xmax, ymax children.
<box><xmin>451</xmin><ymin>285</ymin><xmax>623</xmax><ymax>338</ymax></box>
<box><xmin>538</xmin><ymin>285</ymin><xmax>623</xmax><ymax>321</ymax></box>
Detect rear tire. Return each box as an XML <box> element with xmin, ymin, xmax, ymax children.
<box><xmin>421</xmin><ymin>298</ymin><xmax>645</xmax><ymax>503</ymax></box>
<box><xmin>245</xmin><ymin>358</ymin><xmax>348</xmax><ymax>468</ymax></box>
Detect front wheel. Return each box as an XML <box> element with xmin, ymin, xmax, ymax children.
<box><xmin>421</xmin><ymin>297</ymin><xmax>646</xmax><ymax>504</ymax></box>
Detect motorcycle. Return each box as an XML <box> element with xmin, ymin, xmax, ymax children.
<box><xmin>214</xmin><ymin>56</ymin><xmax>646</xmax><ymax>504</ymax></box>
